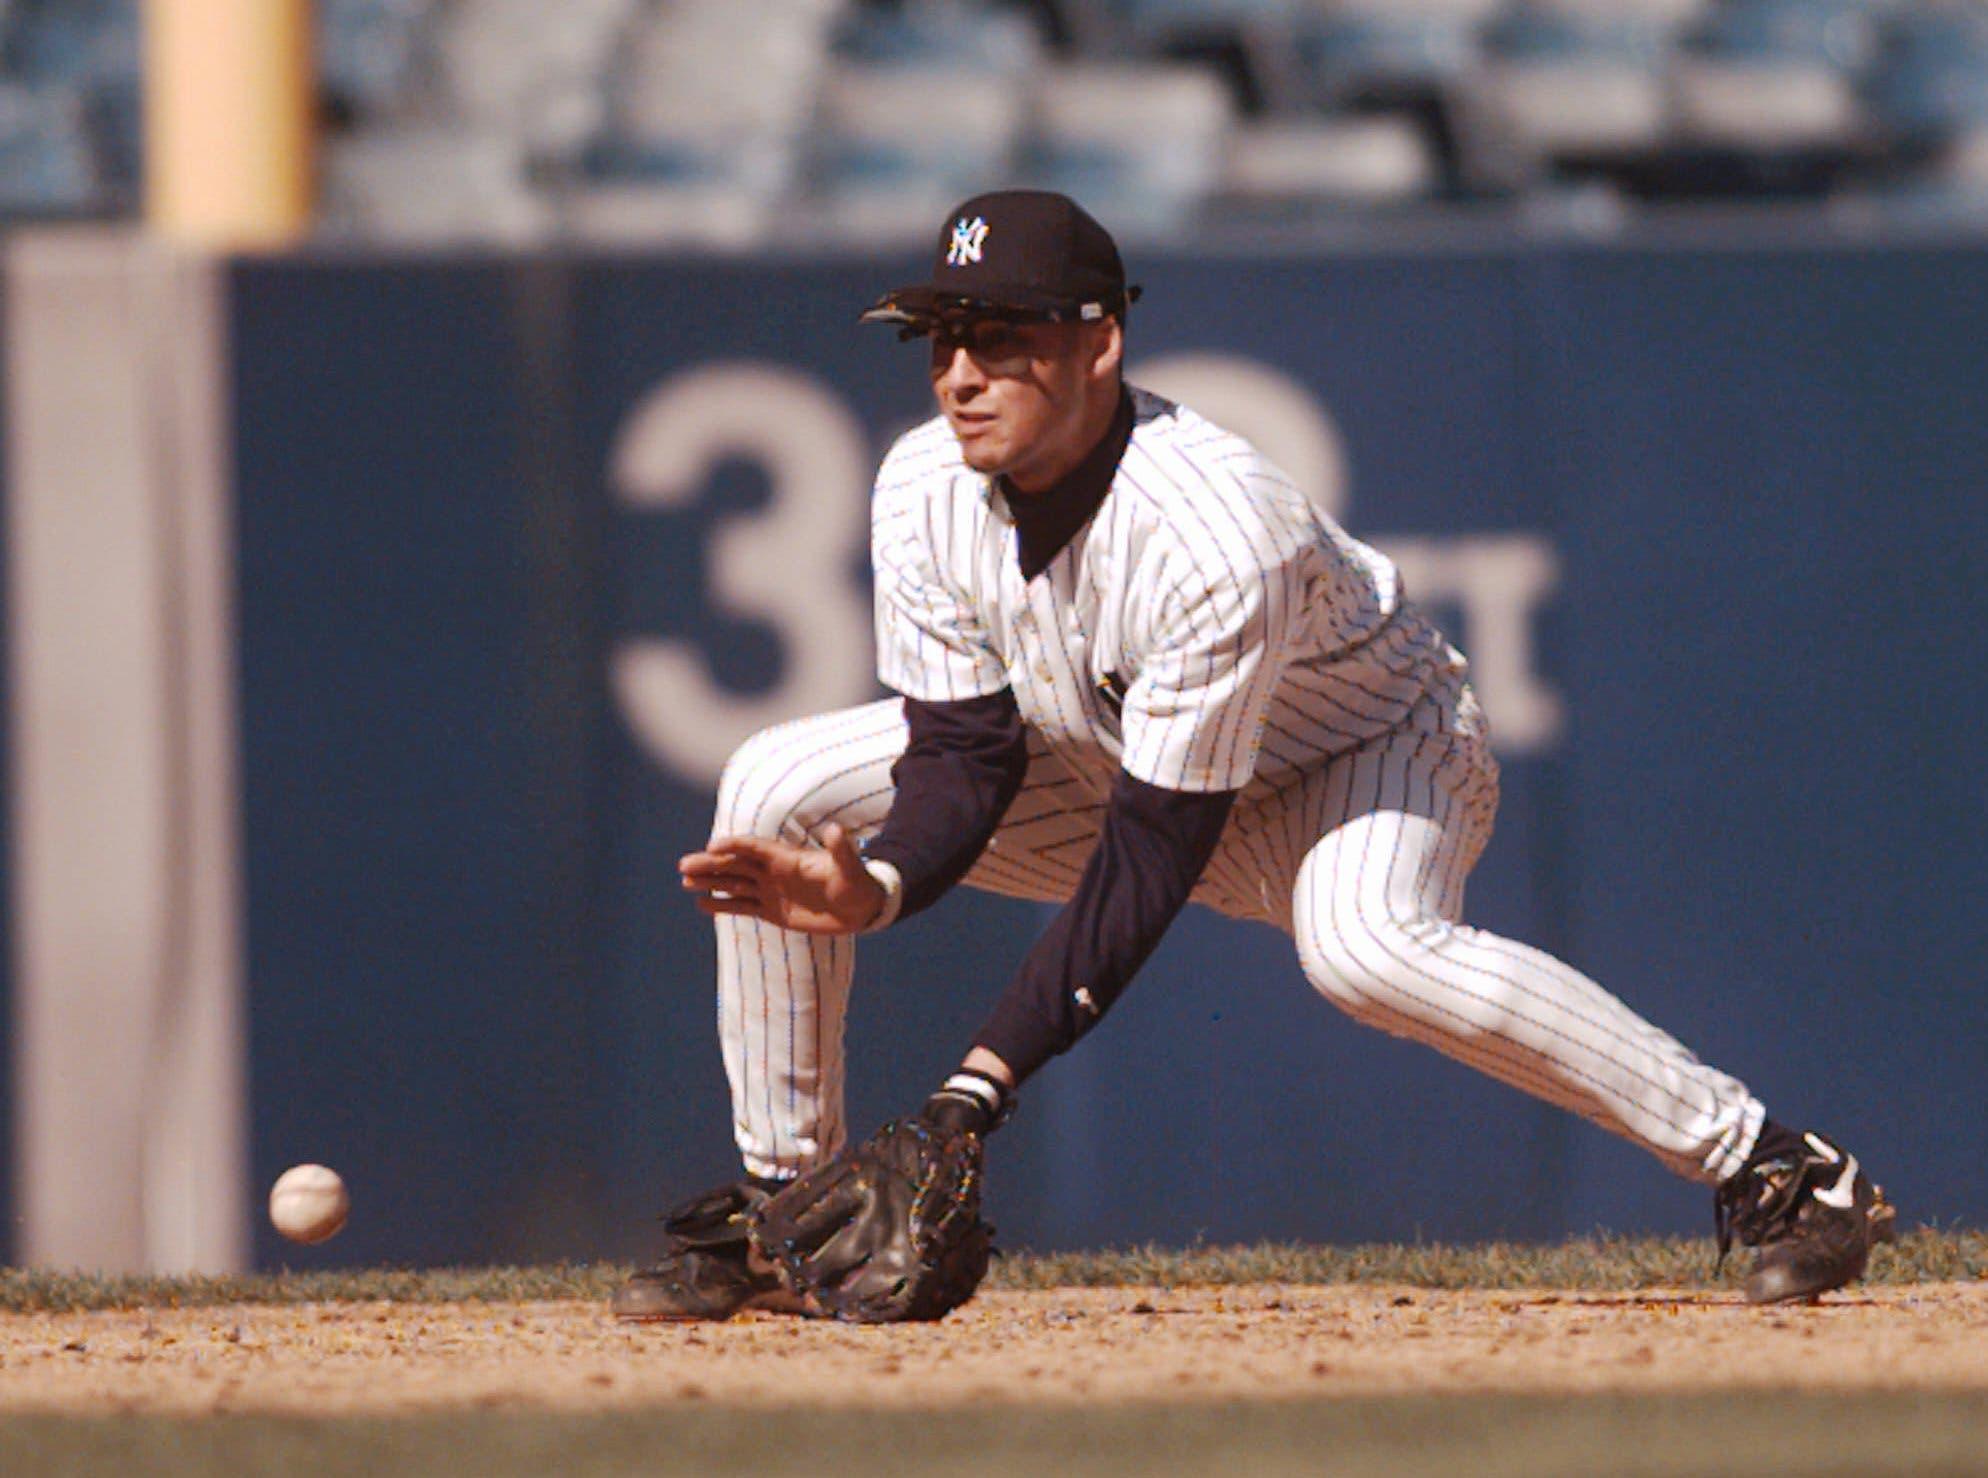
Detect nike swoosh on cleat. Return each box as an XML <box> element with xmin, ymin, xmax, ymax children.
<box><xmin>1813</xmin><ymin>1153</ymin><xmax>1860</xmax><ymax>1209</ymax></box>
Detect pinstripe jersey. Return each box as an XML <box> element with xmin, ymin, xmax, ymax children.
<box><xmin>871</xmin><ymin>385</ymin><xmax>1470</xmax><ymax>799</ymax></box>
<box><xmin>707</xmin><ymin>381</ymin><xmax>1771</xmax><ymax>1190</ymax></box>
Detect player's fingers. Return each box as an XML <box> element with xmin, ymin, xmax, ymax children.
<box><xmin>703</xmin><ymin>834</ymin><xmax>785</xmax><ymax>866</ymax></box>
<box><xmin>679</xmin><ymin>863</ymin><xmax>755</xmax><ymax>883</ymax></box>
<box><xmin>680</xmin><ymin>847</ymin><xmax>770</xmax><ymax>881</ymax></box>
<box><xmin>820</xmin><ymin>823</ymin><xmax>864</xmax><ymax>878</ymax></box>
<box><xmin>681</xmin><ymin>870</ymin><xmax>760</xmax><ymax>898</ymax></box>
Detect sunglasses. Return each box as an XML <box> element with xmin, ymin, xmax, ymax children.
<box><xmin>930</xmin><ymin>316</ymin><xmax>1049</xmax><ymax>362</ymax></box>
<box><xmin>922</xmin><ymin>317</ymin><xmax>1067</xmax><ymax>374</ymax></box>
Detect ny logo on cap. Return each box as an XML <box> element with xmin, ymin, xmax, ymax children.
<box><xmin>946</xmin><ymin>215</ymin><xmax>989</xmax><ymax>267</ymax></box>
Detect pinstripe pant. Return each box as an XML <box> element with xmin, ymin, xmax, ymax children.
<box><xmin>711</xmin><ymin>689</ymin><xmax>1764</xmax><ymax>1187</ymax></box>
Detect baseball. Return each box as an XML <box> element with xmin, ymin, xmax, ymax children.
<box><xmin>268</xmin><ymin>1163</ymin><xmax>349</xmax><ymax>1244</ymax></box>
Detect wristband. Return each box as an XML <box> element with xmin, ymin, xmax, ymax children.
<box><xmin>921</xmin><ymin>1070</ymin><xmax>1014</xmax><ymax>1135</ymax></box>
<box><xmin>859</xmin><ymin>857</ymin><xmax>905</xmax><ymax>933</ymax></box>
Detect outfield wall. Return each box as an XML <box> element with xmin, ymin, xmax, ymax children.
<box><xmin>7</xmin><ymin>228</ymin><xmax>1988</xmax><ymax>1268</ymax></box>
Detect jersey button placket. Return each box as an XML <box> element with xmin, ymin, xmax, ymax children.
<box><xmin>1026</xmin><ymin>590</ymin><xmax>1058</xmax><ymax>688</ymax></box>
<box><xmin>1011</xmin><ymin>606</ymin><xmax>1040</xmax><ymax>702</ymax></box>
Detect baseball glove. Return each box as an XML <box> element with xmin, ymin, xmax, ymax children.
<box><xmin>746</xmin><ymin>1116</ymin><xmax>993</xmax><ymax>1323</ymax></box>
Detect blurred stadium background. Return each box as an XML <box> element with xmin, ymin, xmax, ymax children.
<box><xmin>8</xmin><ymin>0</ymin><xmax>1988</xmax><ymax>234</ymax></box>
<box><xmin>1</xmin><ymin>0</ymin><xmax>1985</xmax><ymax>1277</ymax></box>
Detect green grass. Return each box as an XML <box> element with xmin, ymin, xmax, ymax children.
<box><xmin>995</xmin><ymin>1224</ymin><xmax>1988</xmax><ymax>1290</ymax></box>
<box><xmin>2</xmin><ymin>1226</ymin><xmax>1980</xmax><ymax>1314</ymax></box>
<box><xmin>8</xmin><ymin>1394</ymin><xmax>1988</xmax><ymax>1478</ymax></box>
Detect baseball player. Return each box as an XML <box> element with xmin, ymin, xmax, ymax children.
<box><xmin>612</xmin><ymin>190</ymin><xmax>1893</xmax><ymax>1320</ymax></box>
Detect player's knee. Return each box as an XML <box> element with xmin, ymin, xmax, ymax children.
<box><xmin>713</xmin><ymin>723</ymin><xmax>820</xmax><ymax>842</ymax></box>
<box><xmin>1295</xmin><ymin>914</ymin><xmax>1423</xmax><ymax>1030</ymax></box>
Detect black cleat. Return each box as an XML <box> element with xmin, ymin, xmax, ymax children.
<box><xmin>1715</xmin><ymin>1130</ymin><xmax>1896</xmax><ymax>1304</ymax></box>
<box><xmin>611</xmin><ymin>1178</ymin><xmax>803</xmax><ymax>1322</ymax></box>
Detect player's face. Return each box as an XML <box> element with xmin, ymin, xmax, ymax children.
<box><xmin>928</xmin><ymin>317</ymin><xmax>1122</xmax><ymax>492</ymax></box>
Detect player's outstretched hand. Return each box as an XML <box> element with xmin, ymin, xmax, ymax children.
<box><xmin>679</xmin><ymin>823</ymin><xmax>885</xmax><ymax>934</ymax></box>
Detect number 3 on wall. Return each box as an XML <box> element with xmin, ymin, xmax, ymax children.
<box><xmin>609</xmin><ymin>364</ymin><xmax>876</xmax><ymax>787</ymax></box>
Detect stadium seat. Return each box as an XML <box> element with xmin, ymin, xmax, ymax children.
<box><xmin>1293</xmin><ymin>0</ymin><xmax>1498</xmax><ymax>105</ymax></box>
<box><xmin>1114</xmin><ymin>0</ymin><xmax>1300</xmax><ymax>29</ymax></box>
<box><xmin>0</xmin><ymin>82</ymin><xmax>104</xmax><ymax>215</ymax></box>
<box><xmin>1465</xmin><ymin>60</ymin><xmax>1669</xmax><ymax>163</ymax></box>
<box><xmin>1217</xmin><ymin>115</ymin><xmax>1439</xmax><ymax>220</ymax></box>
<box><xmin>1456</xmin><ymin>2</ymin><xmax>1674</xmax><ymax>189</ymax></box>
<box><xmin>809</xmin><ymin>64</ymin><xmax>1024</xmax><ymax>242</ymax></box>
<box><xmin>1688</xmin><ymin>0</ymin><xmax>1884</xmax><ymax>71</ymax></box>
<box><xmin>1531</xmin><ymin>0</ymin><xmax>1706</xmax><ymax>23</ymax></box>
<box><xmin>1100</xmin><ymin>0</ymin><xmax>1308</xmax><ymax>118</ymax></box>
<box><xmin>1026</xmin><ymin>62</ymin><xmax>1235</xmax><ymax>236</ymax></box>
<box><xmin>1661</xmin><ymin>0</ymin><xmax>1875</xmax><ymax>155</ymax></box>
<box><xmin>1840</xmin><ymin>116</ymin><xmax>1988</xmax><ymax>219</ymax></box>
<box><xmin>1940</xmin><ymin>124</ymin><xmax>1988</xmax><ymax>197</ymax></box>
<box><xmin>569</xmin><ymin>0</ymin><xmax>850</xmax><ymax>248</ymax></box>
<box><xmin>1670</xmin><ymin>58</ymin><xmax>1861</xmax><ymax>152</ymax></box>
<box><xmin>573</xmin><ymin>125</ymin><xmax>796</xmax><ymax>247</ymax></box>
<box><xmin>603</xmin><ymin>0</ymin><xmax>836</xmax><ymax>170</ymax></box>
<box><xmin>831</xmin><ymin>3</ymin><xmax>1043</xmax><ymax>75</ymax></box>
<box><xmin>320</xmin><ymin>127</ymin><xmax>549</xmax><ymax>243</ymax></box>
<box><xmin>433</xmin><ymin>0</ymin><xmax>637</xmax><ymax>164</ymax></box>
<box><xmin>319</xmin><ymin>0</ymin><xmax>439</xmax><ymax>122</ymax></box>
<box><xmin>1109</xmin><ymin>0</ymin><xmax>1301</xmax><ymax>52</ymax></box>
<box><xmin>1492</xmin><ymin>0</ymin><xmax>1696</xmax><ymax>64</ymax></box>
<box><xmin>3</xmin><ymin>0</ymin><xmax>138</xmax><ymax>88</ymax></box>
<box><xmin>17</xmin><ymin>0</ymin><xmax>1986</xmax><ymax>235</ymax></box>
<box><xmin>564</xmin><ymin>171</ymin><xmax>780</xmax><ymax>249</ymax></box>
<box><xmin>1867</xmin><ymin>3</ymin><xmax>1988</xmax><ymax>146</ymax></box>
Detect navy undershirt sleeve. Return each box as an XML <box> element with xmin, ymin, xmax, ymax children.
<box><xmin>860</xmin><ymin>690</ymin><xmax>1029</xmax><ymax>921</ymax></box>
<box><xmin>973</xmin><ymin>770</ymin><xmax>1238</xmax><ymax>1084</ymax></box>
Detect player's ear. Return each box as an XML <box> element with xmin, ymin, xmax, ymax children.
<box><xmin>1088</xmin><ymin>317</ymin><xmax>1124</xmax><ymax>384</ymax></box>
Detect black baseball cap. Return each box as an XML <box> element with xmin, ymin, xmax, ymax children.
<box><xmin>859</xmin><ymin>190</ymin><xmax>1141</xmax><ymax>333</ymax></box>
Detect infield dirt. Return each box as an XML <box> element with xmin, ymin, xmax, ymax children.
<box><xmin>4</xmin><ymin>1283</ymin><xmax>1986</xmax><ymax>1417</ymax></box>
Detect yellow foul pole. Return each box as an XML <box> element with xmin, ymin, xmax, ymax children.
<box><xmin>145</xmin><ymin>0</ymin><xmax>314</xmax><ymax>249</ymax></box>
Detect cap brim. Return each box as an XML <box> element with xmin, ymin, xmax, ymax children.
<box><xmin>858</xmin><ymin>282</ymin><xmax>1101</xmax><ymax>329</ymax></box>
<box><xmin>856</xmin><ymin>289</ymin><xmax>938</xmax><ymax>329</ymax></box>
